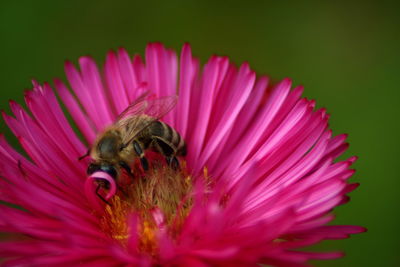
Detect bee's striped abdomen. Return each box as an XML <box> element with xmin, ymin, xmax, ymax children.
<box><xmin>150</xmin><ymin>121</ymin><xmax>186</xmax><ymax>156</ymax></box>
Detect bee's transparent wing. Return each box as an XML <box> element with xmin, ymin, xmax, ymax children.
<box><xmin>116</xmin><ymin>91</ymin><xmax>151</xmax><ymax>121</ymax></box>
<box><xmin>116</xmin><ymin>93</ymin><xmax>178</xmax><ymax>148</ymax></box>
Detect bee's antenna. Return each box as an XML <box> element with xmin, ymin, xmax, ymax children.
<box><xmin>78</xmin><ymin>149</ymin><xmax>90</xmax><ymax>161</ymax></box>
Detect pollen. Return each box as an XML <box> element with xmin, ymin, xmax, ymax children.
<box><xmin>100</xmin><ymin>162</ymin><xmax>193</xmax><ymax>254</ymax></box>
<box><xmin>101</xmin><ymin>196</ymin><xmax>130</xmax><ymax>244</ymax></box>
<box><xmin>138</xmin><ymin>220</ymin><xmax>158</xmax><ymax>255</ymax></box>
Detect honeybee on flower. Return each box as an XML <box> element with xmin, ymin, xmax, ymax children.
<box><xmin>0</xmin><ymin>43</ymin><xmax>365</xmax><ymax>267</ymax></box>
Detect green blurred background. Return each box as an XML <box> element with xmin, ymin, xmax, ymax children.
<box><xmin>0</xmin><ymin>0</ymin><xmax>398</xmax><ymax>266</ymax></box>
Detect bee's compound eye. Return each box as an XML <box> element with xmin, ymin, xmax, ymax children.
<box><xmin>87</xmin><ymin>163</ymin><xmax>100</xmax><ymax>175</ymax></box>
<box><xmin>100</xmin><ymin>165</ymin><xmax>117</xmax><ymax>179</ymax></box>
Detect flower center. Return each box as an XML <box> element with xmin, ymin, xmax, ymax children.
<box><xmin>99</xmin><ymin>162</ymin><xmax>193</xmax><ymax>254</ymax></box>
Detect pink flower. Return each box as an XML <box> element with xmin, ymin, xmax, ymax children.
<box><xmin>0</xmin><ymin>43</ymin><xmax>365</xmax><ymax>266</ymax></box>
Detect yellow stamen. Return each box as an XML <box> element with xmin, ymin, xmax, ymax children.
<box><xmin>138</xmin><ymin>220</ymin><xmax>158</xmax><ymax>255</ymax></box>
<box><xmin>100</xmin><ymin>196</ymin><xmax>130</xmax><ymax>244</ymax></box>
<box><xmin>203</xmin><ymin>166</ymin><xmax>208</xmax><ymax>178</ymax></box>
<box><xmin>100</xmin><ymin>162</ymin><xmax>193</xmax><ymax>255</ymax></box>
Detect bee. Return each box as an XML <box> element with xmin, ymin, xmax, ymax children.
<box><xmin>82</xmin><ymin>92</ymin><xmax>187</xmax><ymax>201</ymax></box>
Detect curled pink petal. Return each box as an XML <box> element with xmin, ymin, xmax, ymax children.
<box><xmin>85</xmin><ymin>172</ymin><xmax>117</xmax><ymax>213</ymax></box>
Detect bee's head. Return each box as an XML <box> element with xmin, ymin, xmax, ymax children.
<box><xmin>87</xmin><ymin>163</ymin><xmax>118</xmax><ymax>185</ymax></box>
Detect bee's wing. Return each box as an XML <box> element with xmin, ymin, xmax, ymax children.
<box><xmin>116</xmin><ymin>90</ymin><xmax>151</xmax><ymax>121</ymax></box>
<box><xmin>116</xmin><ymin>94</ymin><xmax>178</xmax><ymax>148</ymax></box>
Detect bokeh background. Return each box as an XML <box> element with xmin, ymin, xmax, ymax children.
<box><xmin>0</xmin><ymin>1</ymin><xmax>398</xmax><ymax>266</ymax></box>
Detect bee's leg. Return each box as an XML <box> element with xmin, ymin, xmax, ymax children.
<box><xmin>153</xmin><ymin>138</ymin><xmax>180</xmax><ymax>170</ymax></box>
<box><xmin>166</xmin><ymin>156</ymin><xmax>180</xmax><ymax>170</ymax></box>
<box><xmin>78</xmin><ymin>149</ymin><xmax>90</xmax><ymax>161</ymax></box>
<box><xmin>140</xmin><ymin>157</ymin><xmax>149</xmax><ymax>171</ymax></box>
<box><xmin>133</xmin><ymin>140</ymin><xmax>149</xmax><ymax>171</ymax></box>
<box><xmin>116</xmin><ymin>184</ymin><xmax>129</xmax><ymax>198</ymax></box>
<box><xmin>119</xmin><ymin>161</ymin><xmax>134</xmax><ymax>178</ymax></box>
<box><xmin>95</xmin><ymin>184</ymin><xmax>112</xmax><ymax>206</ymax></box>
